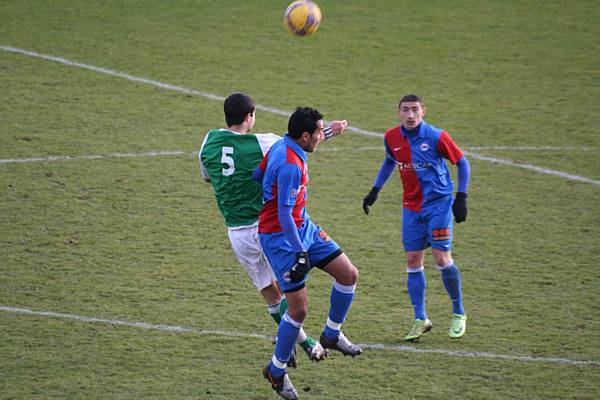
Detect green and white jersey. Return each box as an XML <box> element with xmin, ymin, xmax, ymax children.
<box><xmin>199</xmin><ymin>129</ymin><xmax>280</xmax><ymax>228</ymax></box>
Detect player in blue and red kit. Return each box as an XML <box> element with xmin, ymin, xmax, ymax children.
<box><xmin>254</xmin><ymin>107</ymin><xmax>362</xmax><ymax>399</ymax></box>
<box><xmin>363</xmin><ymin>94</ymin><xmax>471</xmax><ymax>342</ymax></box>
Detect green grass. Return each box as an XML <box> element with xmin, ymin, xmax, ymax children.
<box><xmin>1</xmin><ymin>0</ymin><xmax>599</xmax><ymax>399</ymax></box>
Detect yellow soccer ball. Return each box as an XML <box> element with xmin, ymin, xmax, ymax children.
<box><xmin>283</xmin><ymin>1</ymin><xmax>322</xmax><ymax>37</ymax></box>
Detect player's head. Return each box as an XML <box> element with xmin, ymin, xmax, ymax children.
<box><xmin>398</xmin><ymin>94</ymin><xmax>426</xmax><ymax>130</ymax></box>
<box><xmin>287</xmin><ymin>107</ymin><xmax>324</xmax><ymax>152</ymax></box>
<box><xmin>224</xmin><ymin>92</ymin><xmax>256</xmax><ymax>129</ymax></box>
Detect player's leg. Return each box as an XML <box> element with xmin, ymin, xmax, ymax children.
<box><xmin>402</xmin><ymin>208</ymin><xmax>432</xmax><ymax>341</ymax></box>
<box><xmin>259</xmin><ymin>232</ymin><xmax>309</xmax><ymax>398</ymax></box>
<box><xmin>432</xmin><ymin>248</ymin><xmax>467</xmax><ymax>338</ymax></box>
<box><xmin>228</xmin><ymin>226</ymin><xmax>286</xmax><ymax>322</ymax></box>
<box><xmin>269</xmin><ymin>288</ymin><xmax>308</xmax><ymax>374</ymax></box>
<box><xmin>263</xmin><ymin>288</ymin><xmax>306</xmax><ymax>400</ymax></box>
<box><xmin>427</xmin><ymin>198</ymin><xmax>467</xmax><ymax>339</ymax></box>
<box><xmin>305</xmin><ymin>224</ymin><xmax>362</xmax><ymax>356</ymax></box>
<box><xmin>229</xmin><ymin>226</ymin><xmax>312</xmax><ymax>337</ymax></box>
<box><xmin>258</xmin><ymin>230</ymin><xmax>326</xmax><ymax>364</ymax></box>
<box><xmin>265</xmin><ymin>279</ymin><xmax>314</xmax><ymax>397</ymax></box>
<box><xmin>319</xmin><ymin>253</ymin><xmax>363</xmax><ymax>357</ymax></box>
<box><xmin>273</xmin><ymin>294</ymin><xmax>314</xmax><ymax>357</ymax></box>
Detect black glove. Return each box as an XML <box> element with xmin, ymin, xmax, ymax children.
<box><xmin>362</xmin><ymin>186</ymin><xmax>380</xmax><ymax>215</ymax></box>
<box><xmin>452</xmin><ymin>192</ymin><xmax>468</xmax><ymax>223</ymax></box>
<box><xmin>289</xmin><ymin>251</ymin><xmax>311</xmax><ymax>282</ymax></box>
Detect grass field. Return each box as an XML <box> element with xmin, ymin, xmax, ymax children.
<box><xmin>1</xmin><ymin>1</ymin><xmax>599</xmax><ymax>399</ymax></box>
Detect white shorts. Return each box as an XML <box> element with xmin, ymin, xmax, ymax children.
<box><xmin>227</xmin><ymin>223</ymin><xmax>276</xmax><ymax>291</ymax></box>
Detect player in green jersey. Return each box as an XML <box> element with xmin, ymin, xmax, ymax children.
<box><xmin>199</xmin><ymin>93</ymin><xmax>347</xmax><ymax>364</ymax></box>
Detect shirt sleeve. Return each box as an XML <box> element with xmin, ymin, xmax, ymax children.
<box><xmin>437</xmin><ymin>130</ymin><xmax>464</xmax><ymax>164</ymax></box>
<box><xmin>198</xmin><ymin>133</ymin><xmax>211</xmax><ymax>180</ymax></box>
<box><xmin>255</xmin><ymin>133</ymin><xmax>281</xmax><ymax>156</ymax></box>
<box><xmin>374</xmin><ymin>156</ymin><xmax>396</xmax><ymax>189</ymax></box>
<box><xmin>199</xmin><ymin>154</ymin><xmax>210</xmax><ymax>180</ymax></box>
<box><xmin>277</xmin><ymin>163</ymin><xmax>303</xmax><ymax>207</ymax></box>
<box><xmin>456</xmin><ymin>156</ymin><xmax>471</xmax><ymax>193</ymax></box>
<box><xmin>278</xmin><ymin>205</ymin><xmax>305</xmax><ymax>252</ymax></box>
<box><xmin>257</xmin><ymin>152</ymin><xmax>269</xmax><ymax>172</ymax></box>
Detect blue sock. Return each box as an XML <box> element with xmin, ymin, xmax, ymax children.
<box><xmin>440</xmin><ymin>263</ymin><xmax>464</xmax><ymax>315</ymax></box>
<box><xmin>323</xmin><ymin>281</ymin><xmax>356</xmax><ymax>340</ymax></box>
<box><xmin>269</xmin><ymin>312</ymin><xmax>301</xmax><ymax>377</ymax></box>
<box><xmin>407</xmin><ymin>268</ymin><xmax>427</xmax><ymax>320</ymax></box>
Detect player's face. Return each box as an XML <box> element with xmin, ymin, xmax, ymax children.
<box><xmin>398</xmin><ymin>101</ymin><xmax>425</xmax><ymax>130</ymax></box>
<box><xmin>305</xmin><ymin>119</ymin><xmax>324</xmax><ymax>152</ymax></box>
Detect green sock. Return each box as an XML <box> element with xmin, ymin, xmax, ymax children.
<box><xmin>268</xmin><ymin>299</ymin><xmax>284</xmax><ymax>324</ymax></box>
<box><xmin>279</xmin><ymin>297</ymin><xmax>288</xmax><ymax>317</ymax></box>
<box><xmin>300</xmin><ymin>337</ymin><xmax>316</xmax><ymax>349</ymax></box>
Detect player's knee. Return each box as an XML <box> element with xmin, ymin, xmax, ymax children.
<box><xmin>289</xmin><ymin>306</ymin><xmax>308</xmax><ymax>322</ymax></box>
<box><xmin>406</xmin><ymin>255</ymin><xmax>422</xmax><ymax>267</ymax></box>
<box><xmin>339</xmin><ymin>264</ymin><xmax>358</xmax><ymax>285</ymax></box>
<box><xmin>433</xmin><ymin>251</ymin><xmax>453</xmax><ymax>267</ymax></box>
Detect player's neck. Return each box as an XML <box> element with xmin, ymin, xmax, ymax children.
<box><xmin>401</xmin><ymin>122</ymin><xmax>422</xmax><ymax>135</ymax></box>
<box><xmin>228</xmin><ymin>124</ymin><xmax>249</xmax><ymax>134</ymax></box>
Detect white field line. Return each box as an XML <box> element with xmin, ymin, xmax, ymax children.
<box><xmin>467</xmin><ymin>146</ymin><xmax>594</xmax><ymax>152</ymax></box>
<box><xmin>1</xmin><ymin>305</ymin><xmax>598</xmax><ymax>367</ymax></box>
<box><xmin>1</xmin><ymin>44</ymin><xmax>599</xmax><ymax>187</ymax></box>
<box><xmin>464</xmin><ymin>152</ymin><xmax>600</xmax><ymax>186</ymax></box>
<box><xmin>0</xmin><ymin>150</ymin><xmax>186</xmax><ymax>164</ymax></box>
<box><xmin>1</xmin><ymin>146</ymin><xmax>600</xmax><ymax>187</ymax></box>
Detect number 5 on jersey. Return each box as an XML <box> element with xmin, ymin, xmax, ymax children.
<box><xmin>221</xmin><ymin>146</ymin><xmax>235</xmax><ymax>176</ymax></box>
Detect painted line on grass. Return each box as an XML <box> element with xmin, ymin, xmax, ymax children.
<box><xmin>2</xmin><ymin>305</ymin><xmax>598</xmax><ymax>367</ymax></box>
<box><xmin>2</xmin><ymin>146</ymin><xmax>600</xmax><ymax>187</ymax></box>
<box><xmin>0</xmin><ymin>150</ymin><xmax>187</xmax><ymax>164</ymax></box>
<box><xmin>464</xmin><ymin>152</ymin><xmax>600</xmax><ymax>186</ymax></box>
<box><xmin>467</xmin><ymin>146</ymin><xmax>594</xmax><ymax>152</ymax></box>
<box><xmin>1</xmin><ymin>45</ymin><xmax>598</xmax><ymax>187</ymax></box>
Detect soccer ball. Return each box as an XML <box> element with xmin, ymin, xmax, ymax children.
<box><xmin>283</xmin><ymin>1</ymin><xmax>322</xmax><ymax>37</ymax></box>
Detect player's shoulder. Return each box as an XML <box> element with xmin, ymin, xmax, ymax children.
<box><xmin>384</xmin><ymin>125</ymin><xmax>402</xmax><ymax>143</ymax></box>
<box><xmin>255</xmin><ymin>132</ymin><xmax>280</xmax><ymax>140</ymax></box>
<box><xmin>423</xmin><ymin>121</ymin><xmax>444</xmax><ymax>134</ymax></box>
<box><xmin>203</xmin><ymin>128</ymin><xmax>233</xmax><ymax>144</ymax></box>
<box><xmin>420</xmin><ymin>121</ymin><xmax>445</xmax><ymax>139</ymax></box>
<box><xmin>384</xmin><ymin>125</ymin><xmax>401</xmax><ymax>137</ymax></box>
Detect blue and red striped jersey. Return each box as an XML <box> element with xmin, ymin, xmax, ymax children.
<box><xmin>384</xmin><ymin>121</ymin><xmax>464</xmax><ymax>211</ymax></box>
<box><xmin>258</xmin><ymin>135</ymin><xmax>309</xmax><ymax>233</ymax></box>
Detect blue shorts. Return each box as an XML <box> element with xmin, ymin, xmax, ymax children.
<box><xmin>402</xmin><ymin>195</ymin><xmax>453</xmax><ymax>252</ymax></box>
<box><xmin>259</xmin><ymin>219</ymin><xmax>342</xmax><ymax>293</ymax></box>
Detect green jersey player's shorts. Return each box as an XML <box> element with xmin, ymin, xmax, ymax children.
<box><xmin>227</xmin><ymin>223</ymin><xmax>276</xmax><ymax>291</ymax></box>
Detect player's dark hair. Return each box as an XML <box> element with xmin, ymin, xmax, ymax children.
<box><xmin>224</xmin><ymin>92</ymin><xmax>255</xmax><ymax>127</ymax></box>
<box><xmin>399</xmin><ymin>94</ymin><xmax>424</xmax><ymax>107</ymax></box>
<box><xmin>287</xmin><ymin>107</ymin><xmax>323</xmax><ymax>139</ymax></box>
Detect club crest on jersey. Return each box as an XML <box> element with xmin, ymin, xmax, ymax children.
<box><xmin>432</xmin><ymin>227</ymin><xmax>451</xmax><ymax>241</ymax></box>
<box><xmin>420</xmin><ymin>142</ymin><xmax>430</xmax><ymax>151</ymax></box>
<box><xmin>283</xmin><ymin>271</ymin><xmax>291</xmax><ymax>282</ymax></box>
<box><xmin>291</xmin><ymin>183</ymin><xmax>306</xmax><ymax>197</ymax></box>
<box><xmin>318</xmin><ymin>229</ymin><xmax>332</xmax><ymax>242</ymax></box>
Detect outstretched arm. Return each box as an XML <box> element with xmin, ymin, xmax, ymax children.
<box><xmin>323</xmin><ymin>120</ymin><xmax>348</xmax><ymax>141</ymax></box>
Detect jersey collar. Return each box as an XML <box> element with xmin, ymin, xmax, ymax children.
<box><xmin>284</xmin><ymin>133</ymin><xmax>308</xmax><ymax>162</ymax></box>
<box><xmin>401</xmin><ymin>121</ymin><xmax>427</xmax><ymax>138</ymax></box>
